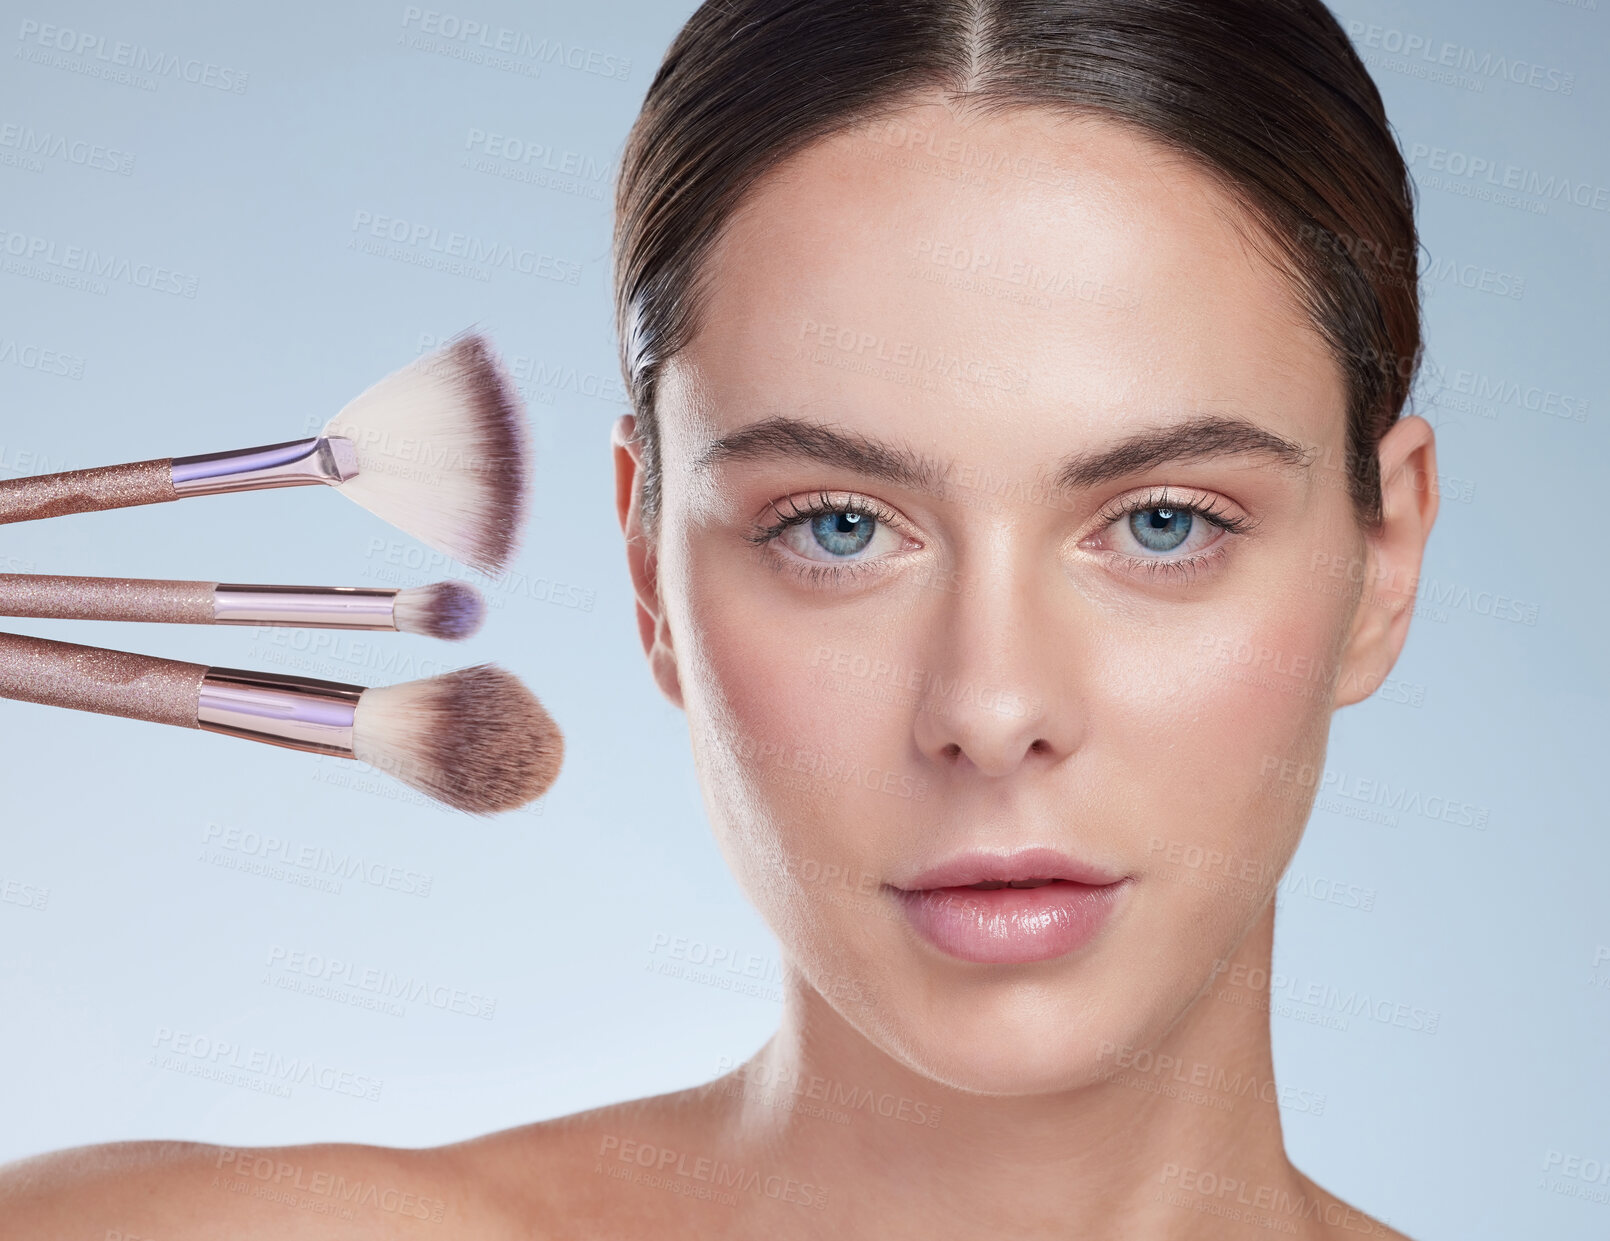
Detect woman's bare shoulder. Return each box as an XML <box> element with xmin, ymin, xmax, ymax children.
<box><xmin>441</xmin><ymin>1079</ymin><xmax>733</xmax><ymax>1231</ymax></box>
<box><xmin>1293</xmin><ymin>1167</ymin><xmax>1417</xmax><ymax>1241</ymax></box>
<box><xmin>0</xmin><ymin>1136</ymin><xmax>463</xmax><ymax>1238</ymax></box>
<box><xmin>0</xmin><ymin>1084</ymin><xmax>724</xmax><ymax>1240</ymax></box>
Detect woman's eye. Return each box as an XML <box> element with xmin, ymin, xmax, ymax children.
<box><xmin>777</xmin><ymin>508</ymin><xmax>901</xmax><ymax>563</ymax></box>
<box><xmin>1109</xmin><ymin>503</ymin><xmax>1229</xmax><ymax>558</ymax></box>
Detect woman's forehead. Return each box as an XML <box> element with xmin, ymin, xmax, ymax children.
<box><xmin>666</xmin><ymin>104</ymin><xmax>1342</xmax><ymax>470</ymax></box>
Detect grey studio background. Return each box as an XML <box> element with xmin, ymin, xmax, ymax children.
<box><xmin>0</xmin><ymin>1</ymin><xmax>1605</xmax><ymax>1238</ymax></box>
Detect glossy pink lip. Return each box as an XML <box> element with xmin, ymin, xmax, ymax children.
<box><xmin>890</xmin><ymin>847</ymin><xmax>1130</xmax><ymax>965</ymax></box>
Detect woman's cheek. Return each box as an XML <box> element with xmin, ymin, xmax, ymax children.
<box><xmin>677</xmin><ymin>559</ymin><xmax>891</xmax><ymax>909</ymax></box>
<box><xmin>1084</xmin><ymin>589</ymin><xmax>1342</xmax><ymax>875</ymax></box>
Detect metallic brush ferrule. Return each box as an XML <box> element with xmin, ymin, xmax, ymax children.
<box><xmin>212</xmin><ymin>584</ymin><xmax>401</xmax><ymax>630</ymax></box>
<box><xmin>171</xmin><ymin>436</ymin><xmax>359</xmax><ymax>497</ymax></box>
<box><xmin>196</xmin><ymin>667</ymin><xmax>363</xmax><ymax>756</ymax></box>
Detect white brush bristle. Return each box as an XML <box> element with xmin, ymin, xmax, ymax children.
<box><xmin>352</xmin><ymin>664</ymin><xmax>562</xmax><ymax>815</ymax></box>
<box><xmin>393</xmin><ymin>580</ymin><xmax>486</xmax><ymax>641</ymax></box>
<box><xmin>322</xmin><ymin>332</ymin><xmax>531</xmax><ymax>574</ymax></box>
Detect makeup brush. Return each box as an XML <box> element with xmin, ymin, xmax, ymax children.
<box><xmin>0</xmin><ymin>574</ymin><xmax>485</xmax><ymax>640</ymax></box>
<box><xmin>0</xmin><ymin>332</ymin><xmax>531</xmax><ymax>575</ymax></box>
<box><xmin>0</xmin><ymin>630</ymin><xmax>562</xmax><ymax>814</ymax></box>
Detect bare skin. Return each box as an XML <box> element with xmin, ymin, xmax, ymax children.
<box><xmin>0</xmin><ymin>101</ymin><xmax>1435</xmax><ymax>1240</ymax></box>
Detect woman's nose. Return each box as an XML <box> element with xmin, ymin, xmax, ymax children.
<box><xmin>908</xmin><ymin>549</ymin><xmax>1084</xmax><ymax>779</ymax></box>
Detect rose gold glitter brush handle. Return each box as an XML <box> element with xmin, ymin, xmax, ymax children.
<box><xmin>0</xmin><ymin>458</ymin><xmax>176</xmax><ymax>524</ymax></box>
<box><xmin>0</xmin><ymin>576</ymin><xmax>401</xmax><ymax>629</ymax></box>
<box><xmin>0</xmin><ymin>630</ymin><xmax>208</xmax><ymax>729</ymax></box>
<box><xmin>0</xmin><ymin>437</ymin><xmax>358</xmax><ymax>525</ymax></box>
<box><xmin>0</xmin><ymin>630</ymin><xmax>362</xmax><ymax>755</ymax></box>
<box><xmin>0</xmin><ymin>576</ymin><xmax>216</xmax><ymax>624</ymax></box>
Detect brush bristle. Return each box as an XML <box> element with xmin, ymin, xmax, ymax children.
<box><xmin>322</xmin><ymin>332</ymin><xmax>532</xmax><ymax>575</ymax></box>
<box><xmin>393</xmin><ymin>580</ymin><xmax>486</xmax><ymax>641</ymax></box>
<box><xmin>351</xmin><ymin>664</ymin><xmax>562</xmax><ymax>815</ymax></box>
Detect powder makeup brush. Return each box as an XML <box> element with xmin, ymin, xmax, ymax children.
<box><xmin>0</xmin><ymin>574</ymin><xmax>485</xmax><ymax>641</ymax></box>
<box><xmin>0</xmin><ymin>333</ymin><xmax>530</xmax><ymax>575</ymax></box>
<box><xmin>0</xmin><ymin>630</ymin><xmax>562</xmax><ymax>814</ymax></box>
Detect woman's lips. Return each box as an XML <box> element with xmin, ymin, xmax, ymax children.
<box><xmin>890</xmin><ymin>848</ymin><xmax>1129</xmax><ymax>965</ymax></box>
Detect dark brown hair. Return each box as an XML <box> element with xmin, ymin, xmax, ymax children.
<box><xmin>613</xmin><ymin>0</ymin><xmax>1421</xmax><ymax>534</ymax></box>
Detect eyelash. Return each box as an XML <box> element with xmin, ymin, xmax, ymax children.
<box><xmin>745</xmin><ymin>486</ymin><xmax>1259</xmax><ymax>586</ymax></box>
<box><xmin>744</xmin><ymin>490</ymin><xmax>908</xmax><ymax>587</ymax></box>
<box><xmin>1087</xmin><ymin>485</ymin><xmax>1259</xmax><ymax>584</ymax></box>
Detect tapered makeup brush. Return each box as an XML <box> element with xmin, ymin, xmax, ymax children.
<box><xmin>0</xmin><ymin>630</ymin><xmax>562</xmax><ymax>814</ymax></box>
<box><xmin>0</xmin><ymin>574</ymin><xmax>485</xmax><ymax>640</ymax></box>
<box><xmin>0</xmin><ymin>332</ymin><xmax>531</xmax><ymax>575</ymax></box>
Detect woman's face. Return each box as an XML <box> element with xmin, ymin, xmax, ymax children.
<box><xmin>625</xmin><ymin>101</ymin><xmax>1394</xmax><ymax>1093</ymax></box>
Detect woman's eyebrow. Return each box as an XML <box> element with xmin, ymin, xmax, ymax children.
<box><xmin>691</xmin><ymin>413</ymin><xmax>1313</xmax><ymax>494</ymax></box>
<box><xmin>1055</xmin><ymin>416</ymin><xmax>1315</xmax><ymax>489</ymax></box>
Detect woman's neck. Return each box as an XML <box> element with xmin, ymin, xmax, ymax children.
<box><xmin>713</xmin><ymin>903</ymin><xmax>1331</xmax><ymax>1239</ymax></box>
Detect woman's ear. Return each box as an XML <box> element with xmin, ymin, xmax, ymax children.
<box><xmin>1332</xmin><ymin>414</ymin><xmax>1441</xmax><ymax>709</ymax></box>
<box><xmin>613</xmin><ymin>414</ymin><xmax>684</xmax><ymax>709</ymax></box>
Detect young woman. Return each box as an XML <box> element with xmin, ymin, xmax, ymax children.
<box><xmin>1</xmin><ymin>1</ymin><xmax>1436</xmax><ymax>1236</ymax></box>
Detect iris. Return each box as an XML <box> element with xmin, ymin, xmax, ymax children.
<box><xmin>811</xmin><ymin>510</ymin><xmax>876</xmax><ymax>556</ymax></box>
<box><xmin>1129</xmin><ymin>506</ymin><xmax>1192</xmax><ymax>552</ymax></box>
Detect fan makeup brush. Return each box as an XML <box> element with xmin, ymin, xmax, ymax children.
<box><xmin>0</xmin><ymin>574</ymin><xmax>485</xmax><ymax>641</ymax></box>
<box><xmin>0</xmin><ymin>333</ymin><xmax>530</xmax><ymax>575</ymax></box>
<box><xmin>0</xmin><ymin>630</ymin><xmax>562</xmax><ymax>814</ymax></box>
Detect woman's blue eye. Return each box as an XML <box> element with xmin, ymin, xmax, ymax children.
<box><xmin>810</xmin><ymin>510</ymin><xmax>877</xmax><ymax>556</ymax></box>
<box><xmin>1128</xmin><ymin>506</ymin><xmax>1193</xmax><ymax>552</ymax></box>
